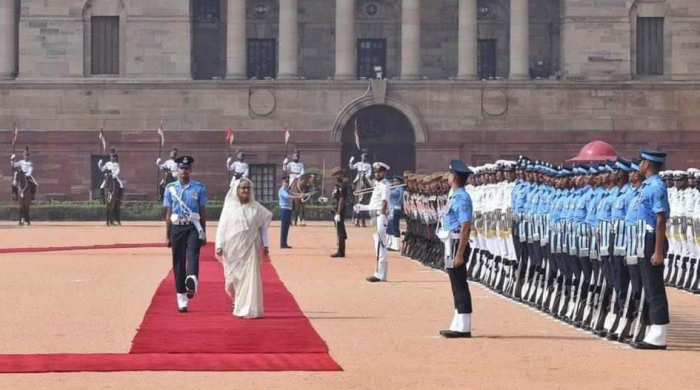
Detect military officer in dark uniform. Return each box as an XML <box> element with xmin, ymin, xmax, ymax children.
<box><xmin>632</xmin><ymin>149</ymin><xmax>671</xmax><ymax>350</ymax></box>
<box><xmin>163</xmin><ymin>156</ymin><xmax>208</xmax><ymax>313</ymax></box>
<box><xmin>331</xmin><ymin>167</ymin><xmax>350</xmax><ymax>258</ymax></box>
<box><xmin>439</xmin><ymin>160</ymin><xmax>474</xmax><ymax>338</ymax></box>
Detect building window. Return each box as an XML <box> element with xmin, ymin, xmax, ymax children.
<box><xmin>478</xmin><ymin>39</ymin><xmax>497</xmax><ymax>80</ymax></box>
<box><xmin>193</xmin><ymin>0</ymin><xmax>220</xmax><ymax>22</ymax></box>
<box><xmin>91</xmin><ymin>16</ymin><xmax>119</xmax><ymax>75</ymax></box>
<box><xmin>250</xmin><ymin>164</ymin><xmax>276</xmax><ymax>202</ymax></box>
<box><xmin>357</xmin><ymin>39</ymin><xmax>387</xmax><ymax>79</ymax></box>
<box><xmin>637</xmin><ymin>17</ymin><xmax>664</xmax><ymax>76</ymax></box>
<box><xmin>247</xmin><ymin>39</ymin><xmax>277</xmax><ymax>79</ymax></box>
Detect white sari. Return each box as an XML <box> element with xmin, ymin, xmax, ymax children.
<box><xmin>215</xmin><ymin>179</ymin><xmax>272</xmax><ymax>319</ymax></box>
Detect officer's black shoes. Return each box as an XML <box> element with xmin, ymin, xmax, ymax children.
<box><xmin>330</xmin><ymin>253</ymin><xmax>345</xmax><ymax>258</ymax></box>
<box><xmin>606</xmin><ymin>332</ymin><xmax>619</xmax><ymax>341</ymax></box>
<box><xmin>631</xmin><ymin>341</ymin><xmax>667</xmax><ymax>350</ymax></box>
<box><xmin>281</xmin><ymin>245</ymin><xmax>293</xmax><ymax>249</ymax></box>
<box><xmin>185</xmin><ymin>275</ymin><xmax>198</xmax><ymax>299</ymax></box>
<box><xmin>439</xmin><ymin>330</ymin><xmax>472</xmax><ymax>339</ymax></box>
<box><xmin>365</xmin><ymin>276</ymin><xmax>383</xmax><ymax>283</ymax></box>
<box><xmin>178</xmin><ymin>307</ymin><xmax>188</xmax><ymax>313</ymax></box>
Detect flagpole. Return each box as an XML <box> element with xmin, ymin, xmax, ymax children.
<box><xmin>227</xmin><ymin>127</ymin><xmax>232</xmax><ymax>184</ymax></box>
<box><xmin>12</xmin><ymin>121</ymin><xmax>17</xmax><ymax>156</ymax></box>
<box><xmin>284</xmin><ymin>122</ymin><xmax>289</xmax><ymax>158</ymax></box>
<box><xmin>155</xmin><ymin>120</ymin><xmax>163</xmax><ymax>201</ymax></box>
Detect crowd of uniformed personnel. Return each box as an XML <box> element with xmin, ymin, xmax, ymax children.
<box><xmin>402</xmin><ymin>150</ymin><xmax>695</xmax><ymax>350</ymax></box>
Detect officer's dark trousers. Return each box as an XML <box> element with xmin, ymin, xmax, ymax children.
<box><xmin>280</xmin><ymin>208</ymin><xmax>292</xmax><ymax>247</ymax></box>
<box><xmin>335</xmin><ymin>216</ymin><xmax>347</xmax><ymax>255</ymax></box>
<box><xmin>387</xmin><ymin>210</ymin><xmax>402</xmax><ymax>237</ymax></box>
<box><xmin>170</xmin><ymin>224</ymin><xmax>201</xmax><ymax>294</ymax></box>
<box><xmin>612</xmin><ymin>255</ymin><xmax>630</xmax><ymax>311</ymax></box>
<box><xmin>448</xmin><ymin>240</ymin><xmax>473</xmax><ymax>314</ymax></box>
<box><xmin>641</xmin><ymin>233</ymin><xmax>670</xmax><ymax>325</ymax></box>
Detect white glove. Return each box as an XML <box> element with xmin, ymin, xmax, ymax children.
<box><xmin>10</xmin><ymin>154</ymin><xmax>15</xmax><ymax>160</ymax></box>
<box><xmin>353</xmin><ymin>204</ymin><xmax>361</xmax><ymax>213</ymax></box>
<box><xmin>334</xmin><ymin>214</ymin><xmax>341</xmax><ymax>223</ymax></box>
<box><xmin>156</xmin><ymin>158</ymin><xmax>162</xmax><ymax>165</ymax></box>
<box><xmin>98</xmin><ymin>159</ymin><xmax>104</xmax><ymax>165</ymax></box>
<box><xmin>349</xmin><ymin>156</ymin><xmax>355</xmax><ymax>165</ymax></box>
<box><xmin>226</xmin><ymin>157</ymin><xmax>232</xmax><ymax>164</ymax></box>
<box><xmin>283</xmin><ymin>158</ymin><xmax>289</xmax><ymax>165</ymax></box>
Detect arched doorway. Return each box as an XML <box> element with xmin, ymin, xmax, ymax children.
<box><xmin>341</xmin><ymin>105</ymin><xmax>416</xmax><ymax>176</ymax></box>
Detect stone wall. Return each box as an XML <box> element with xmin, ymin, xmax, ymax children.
<box><xmin>1</xmin><ymin>80</ymin><xmax>700</xmax><ymax>201</ymax></box>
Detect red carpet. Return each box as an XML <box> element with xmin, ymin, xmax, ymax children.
<box><xmin>0</xmin><ymin>246</ymin><xmax>341</xmax><ymax>373</ymax></box>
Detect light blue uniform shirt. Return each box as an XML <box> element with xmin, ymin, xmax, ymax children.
<box><xmin>625</xmin><ymin>187</ymin><xmax>642</xmax><ymax>225</ymax></box>
<box><xmin>443</xmin><ymin>187</ymin><xmax>473</xmax><ymax>232</ymax></box>
<box><xmin>586</xmin><ymin>187</ymin><xmax>605</xmax><ymax>225</ymax></box>
<box><xmin>574</xmin><ymin>186</ymin><xmax>592</xmax><ymax>223</ymax></box>
<box><xmin>596</xmin><ymin>187</ymin><xmax>618</xmax><ymax>223</ymax></box>
<box><xmin>637</xmin><ymin>175</ymin><xmax>670</xmax><ymax>230</ymax></box>
<box><xmin>612</xmin><ymin>184</ymin><xmax>633</xmax><ymax>221</ymax></box>
<box><xmin>279</xmin><ymin>187</ymin><xmax>293</xmax><ymax>210</ymax></box>
<box><xmin>513</xmin><ymin>181</ymin><xmax>530</xmax><ymax>214</ymax></box>
<box><xmin>163</xmin><ymin>180</ymin><xmax>208</xmax><ymax>215</ymax></box>
<box><xmin>390</xmin><ymin>186</ymin><xmax>404</xmax><ymax>210</ymax></box>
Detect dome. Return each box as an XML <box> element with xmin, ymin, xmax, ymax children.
<box><xmin>568</xmin><ymin>141</ymin><xmax>618</xmax><ymax>162</ymax></box>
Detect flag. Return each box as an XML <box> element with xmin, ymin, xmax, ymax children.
<box><xmin>225</xmin><ymin>127</ymin><xmax>235</xmax><ymax>146</ymax></box>
<box><xmin>157</xmin><ymin>121</ymin><xmax>165</xmax><ymax>147</ymax></box>
<box><xmin>98</xmin><ymin>128</ymin><xmax>106</xmax><ymax>151</ymax></box>
<box><xmin>354</xmin><ymin>118</ymin><xmax>361</xmax><ymax>150</ymax></box>
<box><xmin>283</xmin><ymin>124</ymin><xmax>291</xmax><ymax>145</ymax></box>
<box><xmin>11</xmin><ymin>123</ymin><xmax>18</xmax><ymax>146</ymax></box>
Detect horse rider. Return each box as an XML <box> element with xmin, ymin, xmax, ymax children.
<box><xmin>98</xmin><ymin>147</ymin><xmax>124</xmax><ymax>201</ymax></box>
<box><xmin>163</xmin><ymin>156</ymin><xmax>208</xmax><ymax>313</ymax></box>
<box><xmin>157</xmin><ymin>147</ymin><xmax>179</xmax><ymax>181</ymax></box>
<box><xmin>354</xmin><ymin>162</ymin><xmax>392</xmax><ymax>282</ymax></box>
<box><xmin>10</xmin><ymin>146</ymin><xmax>38</xmax><ymax>201</ymax></box>
<box><xmin>349</xmin><ymin>149</ymin><xmax>373</xmax><ymax>227</ymax></box>
<box><xmin>283</xmin><ymin>149</ymin><xmax>305</xmax><ymax>189</ymax></box>
<box><xmin>227</xmin><ymin>150</ymin><xmax>249</xmax><ymax>187</ymax></box>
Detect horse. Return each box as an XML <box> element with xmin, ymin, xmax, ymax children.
<box><xmin>14</xmin><ymin>169</ymin><xmax>35</xmax><ymax>226</ymax></box>
<box><xmin>103</xmin><ymin>172</ymin><xmax>122</xmax><ymax>226</ymax></box>
<box><xmin>290</xmin><ymin>173</ymin><xmax>318</xmax><ymax>227</ymax></box>
<box><xmin>158</xmin><ymin>170</ymin><xmax>177</xmax><ymax>202</ymax></box>
<box><xmin>351</xmin><ymin>173</ymin><xmax>372</xmax><ymax>227</ymax></box>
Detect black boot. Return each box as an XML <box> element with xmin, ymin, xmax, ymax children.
<box><xmin>332</xmin><ymin>240</ymin><xmax>346</xmax><ymax>258</ymax></box>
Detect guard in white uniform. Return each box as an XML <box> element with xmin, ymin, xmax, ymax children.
<box><xmin>355</xmin><ymin>162</ymin><xmax>392</xmax><ymax>282</ymax></box>
<box><xmin>283</xmin><ymin>150</ymin><xmax>305</xmax><ymax>188</ymax></box>
<box><xmin>227</xmin><ymin>150</ymin><xmax>250</xmax><ymax>186</ymax></box>
<box><xmin>349</xmin><ymin>149</ymin><xmax>373</xmax><ymax>227</ymax></box>
<box><xmin>157</xmin><ymin>148</ymin><xmax>179</xmax><ymax>180</ymax></box>
<box><xmin>98</xmin><ymin>148</ymin><xmax>124</xmax><ymax>200</ymax></box>
<box><xmin>10</xmin><ymin>147</ymin><xmax>38</xmax><ymax>201</ymax></box>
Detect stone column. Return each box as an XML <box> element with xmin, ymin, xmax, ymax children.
<box><xmin>509</xmin><ymin>0</ymin><xmax>530</xmax><ymax>80</ymax></box>
<box><xmin>278</xmin><ymin>0</ymin><xmax>299</xmax><ymax>79</ymax></box>
<box><xmin>400</xmin><ymin>0</ymin><xmax>421</xmax><ymax>80</ymax></box>
<box><xmin>0</xmin><ymin>0</ymin><xmax>17</xmax><ymax>80</ymax></box>
<box><xmin>335</xmin><ymin>0</ymin><xmax>356</xmax><ymax>80</ymax></box>
<box><xmin>457</xmin><ymin>0</ymin><xmax>478</xmax><ymax>80</ymax></box>
<box><xmin>226</xmin><ymin>0</ymin><xmax>247</xmax><ymax>79</ymax></box>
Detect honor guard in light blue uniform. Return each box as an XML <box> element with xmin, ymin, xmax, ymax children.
<box><xmin>164</xmin><ymin>156</ymin><xmax>208</xmax><ymax>313</ymax></box>
<box><xmin>438</xmin><ymin>160</ymin><xmax>474</xmax><ymax>338</ymax></box>
<box><xmin>631</xmin><ymin>149</ymin><xmax>671</xmax><ymax>350</ymax></box>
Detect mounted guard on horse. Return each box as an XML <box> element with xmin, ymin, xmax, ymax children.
<box><xmin>227</xmin><ymin>149</ymin><xmax>249</xmax><ymax>187</ymax></box>
<box><xmin>349</xmin><ymin>149</ymin><xmax>373</xmax><ymax>227</ymax></box>
<box><xmin>157</xmin><ymin>147</ymin><xmax>179</xmax><ymax>201</ymax></box>
<box><xmin>11</xmin><ymin>146</ymin><xmax>38</xmax><ymax>226</ymax></box>
<box><xmin>98</xmin><ymin>147</ymin><xmax>124</xmax><ymax>226</ymax></box>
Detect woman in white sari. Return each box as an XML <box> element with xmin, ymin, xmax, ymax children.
<box><xmin>215</xmin><ymin>179</ymin><xmax>272</xmax><ymax>319</ymax></box>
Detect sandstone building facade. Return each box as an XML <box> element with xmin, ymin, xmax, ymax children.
<box><xmin>1</xmin><ymin>0</ymin><xmax>699</xmax><ymax>201</ymax></box>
